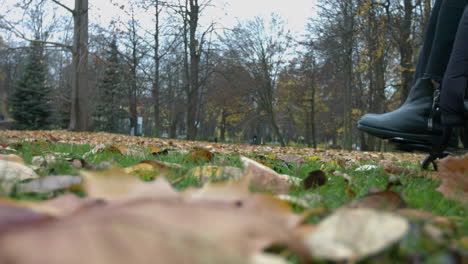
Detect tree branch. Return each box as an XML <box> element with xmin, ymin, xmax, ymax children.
<box><xmin>50</xmin><ymin>0</ymin><xmax>74</xmax><ymax>14</ymax></box>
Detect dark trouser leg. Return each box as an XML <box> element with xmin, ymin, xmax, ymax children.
<box><xmin>423</xmin><ymin>0</ymin><xmax>468</xmax><ymax>81</ymax></box>
<box><xmin>414</xmin><ymin>0</ymin><xmax>443</xmax><ymax>82</ymax></box>
<box><xmin>440</xmin><ymin>6</ymin><xmax>468</xmax><ymax>123</ymax></box>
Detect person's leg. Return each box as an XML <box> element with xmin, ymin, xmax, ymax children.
<box><xmin>424</xmin><ymin>0</ymin><xmax>468</xmax><ymax>81</ymax></box>
<box><xmin>413</xmin><ymin>0</ymin><xmax>443</xmax><ymax>82</ymax></box>
<box><xmin>440</xmin><ymin>6</ymin><xmax>468</xmax><ymax>124</ymax></box>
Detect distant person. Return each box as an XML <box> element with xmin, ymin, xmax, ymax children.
<box><xmin>358</xmin><ymin>0</ymin><xmax>468</xmax><ymax>148</ymax></box>
<box><xmin>251</xmin><ymin>135</ymin><xmax>258</xmax><ymax>145</ymax></box>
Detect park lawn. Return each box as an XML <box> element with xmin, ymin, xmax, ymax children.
<box><xmin>0</xmin><ymin>130</ymin><xmax>466</xmax><ymax>263</ymax></box>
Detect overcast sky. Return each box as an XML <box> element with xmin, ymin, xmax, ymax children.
<box><xmin>1</xmin><ymin>0</ymin><xmax>317</xmax><ymax>40</ymax></box>
<box><xmin>90</xmin><ymin>0</ymin><xmax>317</xmax><ymax>36</ymax></box>
<box><xmin>206</xmin><ymin>0</ymin><xmax>316</xmax><ymax>35</ymax></box>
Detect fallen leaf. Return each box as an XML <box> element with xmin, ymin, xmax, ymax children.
<box><xmin>355</xmin><ymin>165</ymin><xmax>378</xmax><ymax>172</ymax></box>
<box><xmin>302</xmin><ymin>208</ymin><xmax>409</xmax><ymax>261</ymax></box>
<box><xmin>150</xmin><ymin>147</ymin><xmax>169</xmax><ymax>157</ymax></box>
<box><xmin>0</xmin><ymin>201</ymin><xmax>52</xmax><ymax>234</ymax></box>
<box><xmin>123</xmin><ymin>161</ymin><xmax>170</xmax><ymax>178</ymax></box>
<box><xmin>15</xmin><ymin>175</ymin><xmax>83</xmax><ymax>194</ymax></box>
<box><xmin>184</xmin><ymin>148</ymin><xmax>214</xmax><ymax>163</ymax></box>
<box><xmin>81</xmin><ymin>167</ymin><xmax>177</xmax><ymax>200</ymax></box>
<box><xmin>86</xmin><ymin>144</ymin><xmax>144</xmax><ymax>158</ymax></box>
<box><xmin>0</xmin><ymin>160</ymin><xmax>39</xmax><ymax>195</ymax></box>
<box><xmin>241</xmin><ymin>156</ymin><xmax>300</xmax><ymax>194</ymax></box>
<box><xmin>65</xmin><ymin>158</ymin><xmax>95</xmax><ymax>169</ymax></box>
<box><xmin>0</xmin><ymin>194</ymin><xmax>103</xmax><ymax>219</ymax></box>
<box><xmin>303</xmin><ymin>170</ymin><xmax>327</xmax><ymax>189</ymax></box>
<box><xmin>349</xmin><ymin>190</ymin><xmax>406</xmax><ymax>210</ymax></box>
<box><xmin>436</xmin><ymin>154</ymin><xmax>468</xmax><ymax>204</ymax></box>
<box><xmin>140</xmin><ymin>160</ymin><xmax>183</xmax><ymax>170</ymax></box>
<box><xmin>0</xmin><ymin>196</ymin><xmax>300</xmax><ymax>264</ymax></box>
<box><xmin>278</xmin><ymin>155</ymin><xmax>305</xmax><ymax>164</ymax></box>
<box><xmin>379</xmin><ymin>160</ymin><xmax>412</xmax><ymax>175</ymax></box>
<box><xmin>277</xmin><ymin>193</ymin><xmax>322</xmax><ymax>209</ymax></box>
<box><xmin>183</xmin><ymin>175</ymin><xmax>303</xmax><ymax>229</ymax></box>
<box><xmin>0</xmin><ymin>154</ymin><xmax>24</xmax><ymax>164</ymax></box>
<box><xmin>31</xmin><ymin>154</ymin><xmax>57</xmax><ymax>167</ymax></box>
<box><xmin>185</xmin><ymin>174</ymin><xmax>251</xmax><ymax>201</ymax></box>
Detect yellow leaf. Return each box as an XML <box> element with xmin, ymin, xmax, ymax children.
<box><xmin>307</xmin><ymin>156</ymin><xmax>320</xmax><ymax>161</ymax></box>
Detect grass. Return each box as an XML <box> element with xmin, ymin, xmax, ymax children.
<box><xmin>1</xmin><ymin>139</ymin><xmax>467</xmax><ymax>263</ymax></box>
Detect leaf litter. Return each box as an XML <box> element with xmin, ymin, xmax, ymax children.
<box><xmin>0</xmin><ymin>130</ymin><xmax>466</xmax><ymax>263</ymax></box>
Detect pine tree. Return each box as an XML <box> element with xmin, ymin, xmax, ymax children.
<box><xmin>93</xmin><ymin>38</ymin><xmax>127</xmax><ymax>132</ymax></box>
<box><xmin>8</xmin><ymin>39</ymin><xmax>51</xmax><ymax>130</ymax></box>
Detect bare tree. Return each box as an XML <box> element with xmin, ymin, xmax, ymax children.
<box><xmin>222</xmin><ymin>15</ymin><xmax>291</xmax><ymax>146</ymax></box>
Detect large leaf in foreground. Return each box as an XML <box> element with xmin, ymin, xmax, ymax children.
<box><xmin>436</xmin><ymin>154</ymin><xmax>468</xmax><ymax>204</ymax></box>
<box><xmin>301</xmin><ymin>208</ymin><xmax>409</xmax><ymax>261</ymax></box>
<box><xmin>0</xmin><ymin>196</ymin><xmax>299</xmax><ymax>264</ymax></box>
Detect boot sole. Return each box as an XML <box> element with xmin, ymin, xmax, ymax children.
<box><xmin>357</xmin><ymin>122</ymin><xmax>443</xmax><ymax>145</ymax></box>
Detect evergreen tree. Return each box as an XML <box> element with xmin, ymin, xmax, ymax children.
<box><xmin>8</xmin><ymin>39</ymin><xmax>51</xmax><ymax>130</ymax></box>
<box><xmin>93</xmin><ymin>38</ymin><xmax>127</xmax><ymax>132</ymax></box>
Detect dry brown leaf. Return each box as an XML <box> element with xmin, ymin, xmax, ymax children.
<box><xmin>436</xmin><ymin>154</ymin><xmax>468</xmax><ymax>204</ymax></box>
<box><xmin>349</xmin><ymin>190</ymin><xmax>406</xmax><ymax>210</ymax></box>
<box><xmin>65</xmin><ymin>158</ymin><xmax>95</xmax><ymax>169</ymax></box>
<box><xmin>0</xmin><ymin>154</ymin><xmax>24</xmax><ymax>164</ymax></box>
<box><xmin>0</xmin><ymin>160</ymin><xmax>39</xmax><ymax>195</ymax></box>
<box><xmin>241</xmin><ymin>156</ymin><xmax>300</xmax><ymax>194</ymax></box>
<box><xmin>302</xmin><ymin>208</ymin><xmax>409</xmax><ymax>261</ymax></box>
<box><xmin>81</xmin><ymin>167</ymin><xmax>177</xmax><ymax>200</ymax></box>
<box><xmin>184</xmin><ymin>148</ymin><xmax>214</xmax><ymax>163</ymax></box>
<box><xmin>122</xmin><ymin>161</ymin><xmax>172</xmax><ymax>178</ymax></box>
<box><xmin>0</xmin><ymin>196</ymin><xmax>300</xmax><ymax>264</ymax></box>
<box><xmin>150</xmin><ymin>147</ymin><xmax>169</xmax><ymax>157</ymax></box>
<box><xmin>183</xmin><ymin>175</ymin><xmax>303</xmax><ymax>229</ymax></box>
<box><xmin>379</xmin><ymin>160</ymin><xmax>412</xmax><ymax>175</ymax></box>
<box><xmin>15</xmin><ymin>175</ymin><xmax>83</xmax><ymax>194</ymax></box>
<box><xmin>303</xmin><ymin>170</ymin><xmax>327</xmax><ymax>190</ymax></box>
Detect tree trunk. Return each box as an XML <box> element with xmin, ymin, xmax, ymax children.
<box><xmin>268</xmin><ymin>109</ymin><xmax>285</xmax><ymax>147</ymax></box>
<box><xmin>169</xmin><ymin>112</ymin><xmax>179</xmax><ymax>138</ymax></box>
<box><xmin>399</xmin><ymin>0</ymin><xmax>414</xmax><ymax>102</ymax></box>
<box><xmin>342</xmin><ymin>0</ymin><xmax>355</xmax><ymax>150</ymax></box>
<box><xmin>152</xmin><ymin>1</ymin><xmax>161</xmax><ymax>137</ymax></box>
<box><xmin>310</xmin><ymin>97</ymin><xmax>317</xmax><ymax>148</ymax></box>
<box><xmin>69</xmin><ymin>0</ymin><xmax>89</xmax><ymax>131</ymax></box>
<box><xmin>220</xmin><ymin>108</ymin><xmax>226</xmax><ymax>141</ymax></box>
<box><xmin>186</xmin><ymin>0</ymin><xmax>200</xmax><ymax>140</ymax></box>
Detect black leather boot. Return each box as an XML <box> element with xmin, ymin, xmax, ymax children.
<box><xmin>357</xmin><ymin>78</ymin><xmax>445</xmax><ymax>146</ymax></box>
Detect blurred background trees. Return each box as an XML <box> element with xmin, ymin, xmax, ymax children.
<box><xmin>0</xmin><ymin>0</ymin><xmax>434</xmax><ymax>150</ymax></box>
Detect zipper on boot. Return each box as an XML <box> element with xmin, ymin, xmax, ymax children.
<box><xmin>428</xmin><ymin>80</ymin><xmax>441</xmax><ymax>132</ymax></box>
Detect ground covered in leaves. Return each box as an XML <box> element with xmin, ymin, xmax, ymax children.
<box><xmin>0</xmin><ymin>130</ymin><xmax>466</xmax><ymax>264</ymax></box>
